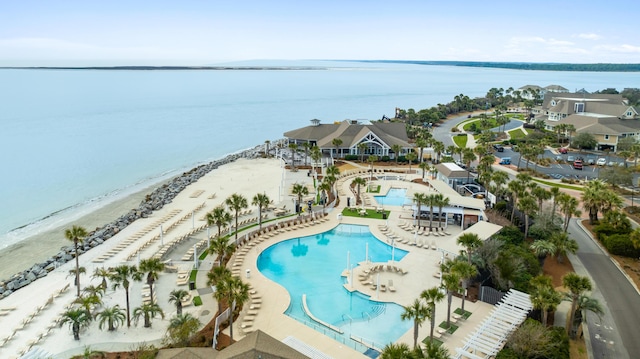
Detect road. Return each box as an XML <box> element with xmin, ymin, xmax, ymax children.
<box><xmin>431</xmin><ymin>113</ymin><xmax>522</xmax><ymax>148</ymax></box>
<box><xmin>567</xmin><ymin>219</ymin><xmax>640</xmax><ymax>358</ymax></box>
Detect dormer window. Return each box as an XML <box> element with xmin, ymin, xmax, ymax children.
<box><xmin>551</xmin><ymin>100</ymin><xmax>557</xmax><ymax>106</ymax></box>
<box><xmin>627</xmin><ymin>110</ymin><xmax>633</xmax><ymax>117</ymax></box>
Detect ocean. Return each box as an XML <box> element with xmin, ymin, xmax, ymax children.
<box><xmin>1</xmin><ymin>60</ymin><xmax>639</xmax><ymax>249</ymax></box>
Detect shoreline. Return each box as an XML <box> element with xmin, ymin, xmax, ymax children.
<box><xmin>0</xmin><ymin>144</ymin><xmax>273</xmax><ymax>296</ymax></box>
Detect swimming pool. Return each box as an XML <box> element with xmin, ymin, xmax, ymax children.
<box><xmin>257</xmin><ymin>224</ymin><xmax>411</xmax><ymax>352</ymax></box>
<box><xmin>374</xmin><ymin>188</ymin><xmax>410</xmax><ymax>206</ymax></box>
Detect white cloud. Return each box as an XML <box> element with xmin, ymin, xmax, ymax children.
<box><xmin>595</xmin><ymin>44</ymin><xmax>640</xmax><ymax>53</ymax></box>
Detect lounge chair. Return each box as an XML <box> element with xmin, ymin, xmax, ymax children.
<box><xmin>388</xmin><ymin>280</ymin><xmax>396</xmax><ymax>292</ymax></box>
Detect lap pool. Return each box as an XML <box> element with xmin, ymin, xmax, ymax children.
<box><xmin>257</xmin><ymin>224</ymin><xmax>411</xmax><ymax>353</ymax></box>
<box><xmin>374</xmin><ymin>188</ymin><xmax>410</xmax><ymax>207</ymax></box>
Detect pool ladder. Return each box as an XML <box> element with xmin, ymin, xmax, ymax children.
<box><xmin>342</xmin><ymin>314</ymin><xmax>354</xmax><ymax>324</ymax></box>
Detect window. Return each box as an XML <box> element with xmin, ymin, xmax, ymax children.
<box><xmin>604</xmin><ymin>135</ymin><xmax>609</xmax><ymax>140</ymax></box>
<box><xmin>627</xmin><ymin>111</ymin><xmax>633</xmax><ymax>117</ymax></box>
<box><xmin>551</xmin><ymin>100</ymin><xmax>556</xmax><ymax>106</ymax></box>
<box><xmin>574</xmin><ymin>103</ymin><xmax>584</xmax><ymax>113</ymax></box>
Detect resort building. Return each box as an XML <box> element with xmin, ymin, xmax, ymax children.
<box><xmin>434</xmin><ymin>163</ymin><xmax>476</xmax><ymax>188</ymax></box>
<box><xmin>283</xmin><ymin>119</ymin><xmax>412</xmax><ymax>159</ymax></box>
<box><xmin>537</xmin><ymin>92</ymin><xmax>640</xmax><ymax>151</ymax></box>
<box><xmin>518</xmin><ymin>84</ymin><xmax>568</xmax><ymax>101</ymax></box>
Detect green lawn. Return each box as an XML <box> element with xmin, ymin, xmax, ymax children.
<box><xmin>532</xmin><ymin>178</ymin><xmax>584</xmax><ymax>191</ymax></box>
<box><xmin>508</xmin><ymin>128</ymin><xmax>526</xmax><ymax>139</ymax></box>
<box><xmin>462</xmin><ymin>118</ymin><xmax>498</xmax><ymax>131</ymax></box>
<box><xmin>439</xmin><ymin>321</ymin><xmax>459</xmax><ymax>334</ymax></box>
<box><xmin>341</xmin><ymin>208</ymin><xmax>389</xmax><ymax>220</ymax></box>
<box><xmin>193</xmin><ymin>296</ymin><xmax>202</xmax><ymax>306</ymax></box>
<box><xmin>454</xmin><ymin>308</ymin><xmax>472</xmax><ymax>319</ymax></box>
<box><xmin>453</xmin><ymin>134</ymin><xmax>468</xmax><ymax>148</ymax></box>
<box><xmin>189</xmin><ymin>270</ymin><xmax>197</xmax><ymax>283</ymax></box>
<box><xmin>422</xmin><ymin>336</ymin><xmax>444</xmax><ymax>347</ymax></box>
<box><xmin>367</xmin><ymin>185</ymin><xmax>381</xmax><ymax>193</ymax></box>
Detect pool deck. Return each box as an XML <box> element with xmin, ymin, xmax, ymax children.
<box><xmin>225</xmin><ymin>172</ymin><xmax>495</xmax><ymax>358</ymax></box>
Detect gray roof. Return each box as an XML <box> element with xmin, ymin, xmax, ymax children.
<box><xmin>544</xmin><ymin>84</ymin><xmax>569</xmax><ymax>92</ymax></box>
<box><xmin>541</xmin><ymin>93</ymin><xmax>637</xmax><ymax>118</ymax></box>
<box><xmin>284</xmin><ymin>120</ymin><xmax>411</xmax><ymax>149</ymax></box>
<box><xmin>547</xmin><ymin>114</ymin><xmax>640</xmax><ymax>135</ymax></box>
<box><xmin>435</xmin><ymin>163</ymin><xmax>469</xmax><ymax>178</ymax></box>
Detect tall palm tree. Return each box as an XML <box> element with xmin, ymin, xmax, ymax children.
<box><xmin>530</xmin><ymin>186</ymin><xmax>551</xmax><ymax>213</ymax></box>
<box><xmin>462</xmin><ymin>148</ymin><xmax>476</xmax><ymax>183</ymax></box>
<box><xmin>301</xmin><ymin>142</ymin><xmax>310</xmax><ymax>166</ymax></box>
<box><xmin>139</xmin><ymin>258</ymin><xmax>165</xmax><ymax>306</ymax></box>
<box><xmin>317</xmin><ymin>181</ymin><xmax>332</xmax><ymax>212</ymax></box>
<box><xmin>166</xmin><ymin>313</ymin><xmax>201</xmax><ymax>347</ymax></box>
<box><xmin>491</xmin><ymin>171</ymin><xmax>509</xmax><ymax>199</ymax></box>
<box><xmin>412</xmin><ymin>192</ymin><xmax>427</xmax><ymax>228</ymax></box>
<box><xmin>517</xmin><ymin>194</ymin><xmax>538</xmax><ymax>239</ymax></box>
<box><xmin>358</xmin><ymin>142</ymin><xmax>368</xmax><ymax>163</ymax></box>
<box><xmin>550</xmin><ymin>232</ymin><xmax>578</xmax><ymax>264</ymax></box>
<box><xmin>252</xmin><ymin>192</ymin><xmax>271</xmax><ymax>230</ymax></box>
<box><xmin>351</xmin><ymin>177</ymin><xmax>367</xmax><ymax>205</ymax></box>
<box><xmin>207</xmin><ymin>266</ymin><xmax>232</xmax><ymax>314</ymax></box>
<box><xmin>508</xmin><ymin>173</ymin><xmax>531</xmax><ymax>223</ymax></box>
<box><xmin>110</xmin><ymin>265</ymin><xmax>142</xmax><ymax>327</ymax></box>
<box><xmin>310</xmin><ymin>145</ymin><xmax>322</xmax><ymax>175</ymax></box>
<box><xmin>400</xmin><ymin>298</ymin><xmax>431</xmax><ymax>349</ymax></box>
<box><xmin>406</xmin><ymin>152</ymin><xmax>417</xmax><ymax>174</ymax></box>
<box><xmin>529</xmin><ymin>276</ymin><xmax>562</xmax><ymax>327</ymax></box>
<box><xmin>292</xmin><ymin>183</ymin><xmax>309</xmax><ymax>215</ymax></box>
<box><xmin>60</xmin><ymin>308</ymin><xmax>92</xmax><ymax>340</ymax></box>
<box><xmin>456</xmin><ymin>233</ymin><xmax>482</xmax><ymax>264</ymax></box>
<box><xmin>208</xmin><ymin>235</ymin><xmax>235</xmax><ymax>266</ymax></box>
<box><xmin>325</xmin><ymin>165</ymin><xmax>340</xmax><ymax>199</ymax></box>
<box><xmin>368</xmin><ymin>155</ymin><xmax>378</xmax><ymax>182</ymax></box>
<box><xmin>391</xmin><ymin>144</ymin><xmax>402</xmax><ymax>165</ymax></box>
<box><xmin>419</xmin><ymin>162</ymin><xmax>430</xmax><ymax>180</ymax></box>
<box><xmin>332</xmin><ymin>137</ymin><xmax>343</xmax><ymax>159</ymax></box>
<box><xmin>557</xmin><ymin>193</ymin><xmax>581</xmax><ymax>232</ymax></box>
<box><xmin>574</xmin><ymin>294</ymin><xmax>604</xmax><ymax>334</ymax></box>
<box><xmin>226</xmin><ymin>193</ymin><xmax>248</xmax><ymax>240</ymax></box>
<box><xmin>97</xmin><ymin>305</ymin><xmax>126</xmax><ymax>331</ymax></box>
<box><xmin>288</xmin><ymin>142</ymin><xmax>298</xmax><ymax>170</ymax></box>
<box><xmin>530</xmin><ymin>240</ymin><xmax>556</xmax><ymax>268</ymax></box>
<box><xmin>218</xmin><ymin>275</ymin><xmax>250</xmax><ymax>342</ymax></box>
<box><xmin>420</xmin><ymin>287</ymin><xmax>444</xmax><ymax>341</ymax></box>
<box><xmin>441</xmin><ymin>271</ymin><xmax>461</xmax><ymax>329</ymax></box>
<box><xmin>435</xmin><ymin>193</ymin><xmax>450</xmax><ymax>231</ymax></box>
<box><xmin>65</xmin><ymin>225</ymin><xmax>88</xmax><ymax>297</ymax></box>
<box><xmin>548</xmin><ymin>186</ymin><xmax>562</xmax><ymax>223</ymax></box>
<box><xmin>562</xmin><ymin>273</ymin><xmax>592</xmax><ymax>339</ymax></box>
<box><xmin>425</xmin><ymin>194</ymin><xmax>438</xmax><ymax>232</ymax></box>
<box><xmin>421</xmin><ymin>340</ymin><xmax>451</xmax><ymax>359</ymax></box>
<box><xmin>169</xmin><ymin>289</ymin><xmax>190</xmax><ymax>316</ymax></box>
<box><xmin>206</xmin><ymin>205</ymin><xmax>233</xmax><ymax>240</ymax></box>
<box><xmin>92</xmin><ymin>267</ymin><xmax>111</xmax><ymax>291</ymax></box>
<box><xmin>433</xmin><ymin>141</ymin><xmax>445</xmax><ymax>164</ymax></box>
<box><xmin>133</xmin><ymin>303</ymin><xmax>165</xmax><ymax>328</ymax></box>
<box><xmin>450</xmin><ymin>260</ymin><xmax>478</xmax><ymax>312</ymax></box>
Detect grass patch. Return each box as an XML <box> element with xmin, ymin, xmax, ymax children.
<box><xmin>438</xmin><ymin>321</ymin><xmax>459</xmax><ymax>334</ymax></box>
<box><xmin>453</xmin><ymin>134</ymin><xmax>468</xmax><ymax>148</ymax></box>
<box><xmin>366</xmin><ymin>185</ymin><xmax>381</xmax><ymax>193</ymax></box>
<box><xmin>508</xmin><ymin>128</ymin><xmax>526</xmax><ymax>139</ymax></box>
<box><xmin>193</xmin><ymin>296</ymin><xmax>202</xmax><ymax>306</ymax></box>
<box><xmin>189</xmin><ymin>270</ymin><xmax>197</xmax><ymax>283</ymax></box>
<box><xmin>341</xmin><ymin>208</ymin><xmax>390</xmax><ymax>220</ymax></box>
<box><xmin>199</xmin><ymin>250</ymin><xmax>208</xmax><ymax>261</ymax></box>
<box><xmin>462</xmin><ymin>118</ymin><xmax>498</xmax><ymax>132</ymax></box>
<box><xmin>422</xmin><ymin>336</ymin><xmax>444</xmax><ymax>347</ymax></box>
<box><xmin>532</xmin><ymin>178</ymin><xmax>584</xmax><ymax>191</ymax></box>
<box><xmin>454</xmin><ymin>308</ymin><xmax>472</xmax><ymax>319</ymax></box>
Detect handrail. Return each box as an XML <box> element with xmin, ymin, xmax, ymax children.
<box><xmin>301</xmin><ymin>294</ymin><xmax>344</xmax><ymax>334</ymax></box>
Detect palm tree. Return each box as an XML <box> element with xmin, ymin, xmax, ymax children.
<box><xmin>574</xmin><ymin>294</ymin><xmax>604</xmax><ymax>335</ymax></box>
<box><xmin>391</xmin><ymin>144</ymin><xmax>402</xmax><ymax>165</ymax></box>
<box><xmin>65</xmin><ymin>225</ymin><xmax>88</xmax><ymax>296</ymax></box>
<box><xmin>292</xmin><ymin>183</ymin><xmax>310</xmax><ymax>215</ymax></box>
<box><xmin>67</xmin><ymin>266</ymin><xmax>87</xmax><ymax>291</ymax></box>
<box><xmin>441</xmin><ymin>271</ymin><xmax>461</xmax><ymax>329</ymax></box>
<box><xmin>456</xmin><ymin>233</ymin><xmax>482</xmax><ymax>264</ymax></box>
<box><xmin>435</xmin><ymin>193</ymin><xmax>450</xmax><ymax>231</ymax></box>
<box><xmin>166</xmin><ymin>313</ymin><xmax>201</xmax><ymax>347</ymax></box>
<box><xmin>358</xmin><ymin>142</ymin><xmax>368</xmax><ymax>163</ymax></box>
<box><xmin>412</xmin><ymin>192</ymin><xmax>427</xmax><ymax>228</ymax></box>
<box><xmin>367</xmin><ymin>155</ymin><xmax>378</xmax><ymax>182</ymax></box>
<box><xmin>208</xmin><ymin>235</ymin><xmax>235</xmax><ymax>266</ymax></box>
<box><xmin>317</xmin><ymin>181</ymin><xmax>332</xmax><ymax>212</ymax></box>
<box><xmin>508</xmin><ymin>173</ymin><xmax>531</xmax><ymax>223</ymax></box>
<box><xmin>450</xmin><ymin>260</ymin><xmax>478</xmax><ymax>312</ymax></box>
<box><xmin>548</xmin><ymin>186</ymin><xmax>562</xmax><ymax>223</ymax></box>
<box><xmin>550</xmin><ymin>232</ymin><xmax>578</xmax><ymax>264</ymax></box>
<box><xmin>462</xmin><ymin>148</ymin><xmax>476</xmax><ymax>183</ymax></box>
<box><xmin>421</xmin><ymin>340</ymin><xmax>451</xmax><ymax>359</ymax></box>
<box><xmin>325</xmin><ymin>165</ymin><xmax>340</xmax><ymax>199</ymax></box>
<box><xmin>562</xmin><ymin>273</ymin><xmax>593</xmax><ymax>339</ymax></box>
<box><xmin>310</xmin><ymin>145</ymin><xmax>322</xmax><ymax>175</ymax></box>
<box><xmin>97</xmin><ymin>305</ymin><xmax>126</xmax><ymax>331</ymax></box>
<box><xmin>60</xmin><ymin>308</ymin><xmax>92</xmax><ymax>340</ymax></box>
<box><xmin>133</xmin><ymin>303</ymin><xmax>165</xmax><ymax>328</ymax></box>
<box><xmin>433</xmin><ymin>141</ymin><xmax>445</xmax><ymax>164</ymax></box>
<box><xmin>491</xmin><ymin>171</ymin><xmax>509</xmax><ymax>199</ymax></box>
<box><xmin>425</xmin><ymin>194</ymin><xmax>438</xmax><ymax>232</ymax></box>
<box><xmin>530</xmin><ymin>186</ymin><xmax>551</xmax><ymax>213</ymax></box>
<box><xmin>529</xmin><ymin>276</ymin><xmax>562</xmax><ymax>327</ymax></box>
<box><xmin>420</xmin><ymin>287</ymin><xmax>444</xmax><ymax>341</ymax></box>
<box><xmin>400</xmin><ymin>298</ymin><xmax>431</xmax><ymax>349</ymax></box>
<box><xmin>518</xmin><ymin>194</ymin><xmax>538</xmax><ymax>239</ymax></box>
<box><xmin>74</xmin><ymin>293</ymin><xmax>103</xmax><ymax>317</ymax></box>
<box><xmin>558</xmin><ymin>193</ymin><xmax>581</xmax><ymax>232</ymax></box>
<box><xmin>288</xmin><ymin>142</ymin><xmax>298</xmax><ymax>170</ymax></box>
<box><xmin>169</xmin><ymin>289</ymin><xmax>190</xmax><ymax>316</ymax></box>
<box><xmin>530</xmin><ymin>240</ymin><xmax>556</xmax><ymax>268</ymax></box>
<box><xmin>226</xmin><ymin>193</ymin><xmax>249</xmax><ymax>240</ymax></box>
<box><xmin>351</xmin><ymin>177</ymin><xmax>367</xmax><ymax>205</ymax></box>
<box><xmin>406</xmin><ymin>152</ymin><xmax>417</xmax><ymax>173</ymax></box>
<box><xmin>252</xmin><ymin>192</ymin><xmax>271</xmax><ymax>230</ymax></box>
<box><xmin>419</xmin><ymin>162</ymin><xmax>430</xmax><ymax>180</ymax></box>
<box><xmin>92</xmin><ymin>267</ymin><xmax>111</xmax><ymax>291</ymax></box>
<box><xmin>218</xmin><ymin>275</ymin><xmax>250</xmax><ymax>342</ymax></box>
<box><xmin>82</xmin><ymin>284</ymin><xmax>105</xmax><ymax>300</ymax></box>
<box><xmin>207</xmin><ymin>266</ymin><xmax>232</xmax><ymax>314</ymax></box>
<box><xmin>380</xmin><ymin>343</ymin><xmax>412</xmax><ymax>359</ymax></box>
<box><xmin>332</xmin><ymin>137</ymin><xmax>343</xmax><ymax>159</ymax></box>
<box><xmin>139</xmin><ymin>258</ymin><xmax>165</xmax><ymax>306</ymax></box>
<box><xmin>206</xmin><ymin>205</ymin><xmax>233</xmax><ymax>240</ymax></box>
<box><xmin>301</xmin><ymin>142</ymin><xmax>311</xmax><ymax>166</ymax></box>
<box><xmin>110</xmin><ymin>265</ymin><xmax>142</xmax><ymax>327</ymax></box>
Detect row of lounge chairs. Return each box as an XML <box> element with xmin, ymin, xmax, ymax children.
<box><xmin>240</xmin><ymin>288</ymin><xmax>262</xmax><ymax>334</ymax></box>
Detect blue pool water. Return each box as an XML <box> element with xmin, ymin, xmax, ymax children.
<box><xmin>257</xmin><ymin>224</ymin><xmax>411</xmax><ymax>350</ymax></box>
<box><xmin>374</xmin><ymin>188</ymin><xmax>409</xmax><ymax>206</ymax></box>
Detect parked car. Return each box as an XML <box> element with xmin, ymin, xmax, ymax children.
<box><xmin>567</xmin><ymin>155</ymin><xmax>575</xmax><ymax>162</ymax></box>
<box><xmin>555</xmin><ymin>155</ymin><xmax>563</xmax><ymax>161</ymax></box>
<box><xmin>499</xmin><ymin>157</ymin><xmax>511</xmax><ymax>165</ymax></box>
<box><xmin>493</xmin><ymin>144</ymin><xmax>504</xmax><ymax>152</ymax></box>
<box><xmin>608</xmin><ymin>161</ymin><xmax>615</xmax><ymax>166</ymax></box>
<box><xmin>573</xmin><ymin>160</ymin><xmax>583</xmax><ymax>170</ymax></box>
<box><xmin>587</xmin><ymin>158</ymin><xmax>595</xmax><ymax>165</ymax></box>
<box><xmin>559</xmin><ymin>147</ymin><xmax>568</xmax><ymax>154</ymax></box>
<box><xmin>596</xmin><ymin>158</ymin><xmax>607</xmax><ymax>166</ymax></box>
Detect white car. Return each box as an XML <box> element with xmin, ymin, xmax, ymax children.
<box><xmin>596</xmin><ymin>158</ymin><xmax>607</xmax><ymax>166</ymax></box>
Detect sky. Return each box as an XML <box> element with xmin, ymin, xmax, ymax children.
<box><xmin>1</xmin><ymin>0</ymin><xmax>639</xmax><ymax>66</ymax></box>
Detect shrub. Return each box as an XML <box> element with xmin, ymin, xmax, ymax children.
<box><xmin>602</xmin><ymin>234</ymin><xmax>640</xmax><ymax>257</ymax></box>
<box><xmin>344</xmin><ymin>155</ymin><xmax>359</xmax><ymax>161</ymax></box>
<box><xmin>193</xmin><ymin>296</ymin><xmax>203</xmax><ymax>306</ymax></box>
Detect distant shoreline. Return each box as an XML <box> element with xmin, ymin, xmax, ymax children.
<box><xmin>0</xmin><ymin>66</ymin><xmax>327</xmax><ymax>71</ymax></box>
